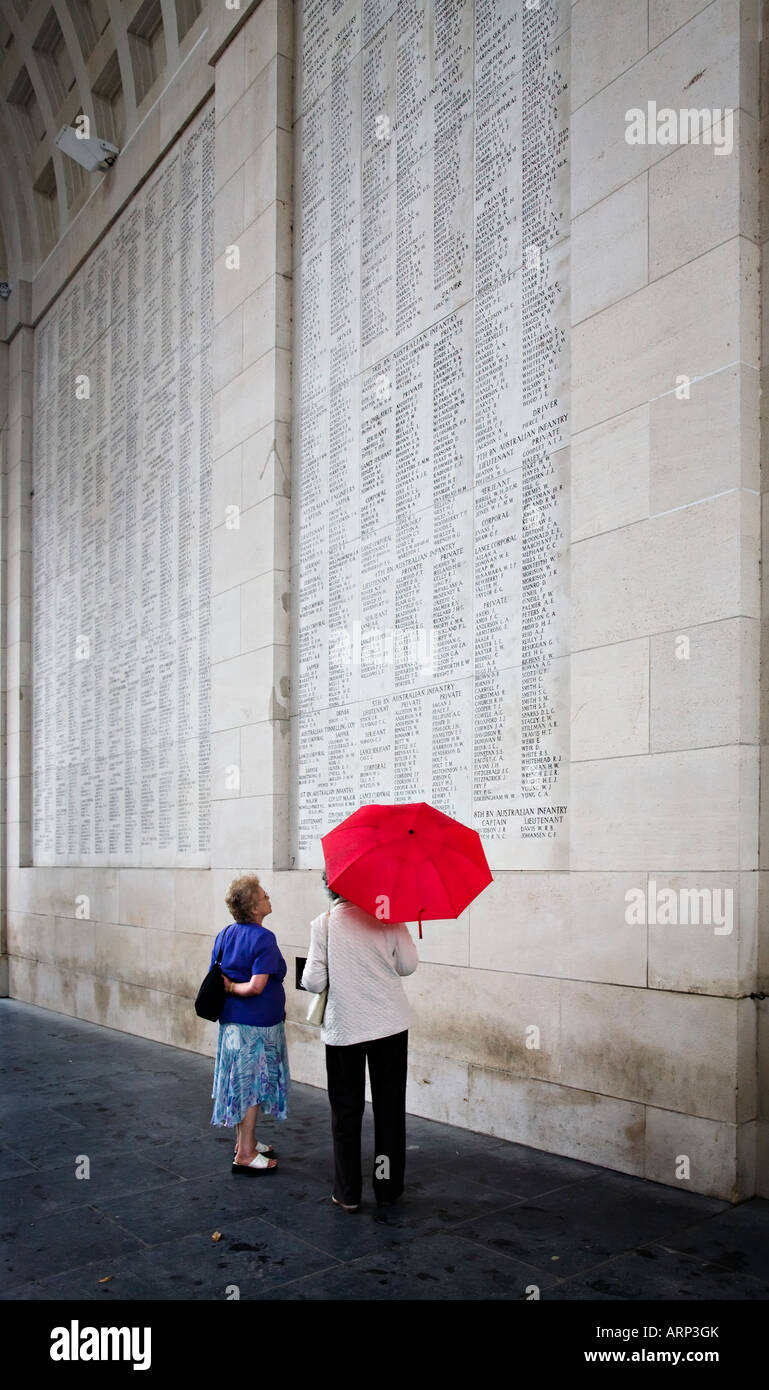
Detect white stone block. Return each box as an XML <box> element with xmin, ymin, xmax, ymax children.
<box><xmin>164</xmin><ymin>988</ymin><xmax>217</xmax><ymax>1054</ymax></box>
<box><xmin>573</xmin><ymin>241</ymin><xmax>753</xmax><ymax>434</ymax></box>
<box><xmin>759</xmin><ymin>868</ymin><xmax>769</xmax><ymax>988</ymax></box>
<box><xmin>758</xmin><ymin>1120</ymin><xmax>769</xmax><ymax>1197</ymax></box>
<box><xmin>738</xmin><ymin>991</ymin><xmax>759</xmax><ymax>1121</ymax></box>
<box><xmin>214</xmin><ymin>166</ymin><xmax>245</xmax><ymax>258</ymax></box>
<box><xmin>213</xmin><ymin>304</ymin><xmax>243</xmax><ymax>394</ymax></box>
<box><xmin>650</xmin><ymin>112</ymin><xmax>757</xmax><ymax>280</ymax></box>
<box><xmin>740</xmin><ymin>487</ymin><xmax>762</xmax><ymax>620</ymax></box>
<box><xmin>245</xmin><ymin>48</ymin><xmax>293</xmax><ymax>136</ymax></box>
<box><xmin>284</xmin><ymin>1019</ymin><xmax>329</xmax><ymax>1090</ymax></box>
<box><xmin>211</xmin><ymin>442</ymin><xmax>243</xmax><ymax>527</ymax></box>
<box><xmin>215</xmin><ymin>59</ymin><xmax>289</xmax><ymax>191</ymax></box>
<box><xmin>211</xmin><ymin>727</ymin><xmax>242</xmax><ymax>800</ymax></box>
<box><xmin>92</xmin><ymin>920</ymin><xmax>148</xmax><ymax>987</ymax></box>
<box><xmin>118</xmin><ymin>869</ymin><xmax>175</xmax><ymax>929</ymax></box>
<box><xmin>648</xmin><ymin>869</ymin><xmax>757</xmax><ymax>995</ymax></box>
<box><xmin>650</xmin><ymin>618</ymin><xmax>759</xmax><ymax>751</ymax></box>
<box><xmin>649</xmin><ymin>0</ymin><xmax>718</xmax><ymax>47</ymax></box>
<box><xmin>465</xmin><ymin>1065</ymin><xmax>645</xmax><ymax>1175</ymax></box>
<box><xmin>13</xmin><ymin>549</ymin><xmax>32</xmax><ymax>610</ymax></box>
<box><xmin>6</xmin><ymin>911</ymin><xmax>56</xmax><ymax>964</ymax></box>
<box><xmin>244</xmin><ymin>129</ymin><xmax>292</xmax><ymax>227</ymax></box>
<box><xmin>145</xmin><ymin>927</ymin><xmax>211</xmax><ymax>1000</ymax></box>
<box><xmin>241</xmin><ymin>720</ymin><xmax>290</xmax><ymax>802</ymax></box>
<box><xmin>409</xmin><ymin>912</ymin><xmax>468</xmax><ymax>968</ymax></box>
<box><xmin>573</xmin><ymin>492</ymin><xmax>753</xmax><ymax>651</ymax></box>
<box><xmin>571</xmin><ymin>638</ymin><xmax>649</xmax><ymax>760</ymax></box>
<box><xmin>759</xmin><ymin>1002</ymin><xmax>769</xmax><ymax>1117</ymax></box>
<box><xmin>559</xmin><ymin>979</ymin><xmax>747</xmax><ymax>1120</ymax></box>
<box><xmin>30</xmin><ymin>961</ymin><xmax>77</xmax><ymax>1016</ymax></box>
<box><xmin>403</xmin><ymin>961</ymin><xmax>560</xmax><ymax>1078</ymax></box>
<box><xmin>212</xmin><ymin>496</ymin><xmax>277</xmax><ymax>597</ymax></box>
<box><xmin>645</xmin><ymin>1107</ymin><xmax>754</xmax><ymax>1199</ymax></box>
<box><xmin>211</xmin><ymin>587</ymin><xmax>242</xmax><ymax>665</ymax></box>
<box><xmin>241</xmin><ymin>568</ymin><xmax>290</xmax><ymax>651</ymax></box>
<box><xmin>211</xmin><ymin>794</ymin><xmax>281</xmax><ymax>867</ymax></box>
<box><xmin>572</xmin><ymin>0</ymin><xmax>648</xmax><ymax>110</ymax></box>
<box><xmin>213</xmin><ymin>204</ymin><xmax>285</xmax><ymax>324</ymax></box>
<box><xmin>649</xmin><ymin>365</ymin><xmax>760</xmax><ymax>512</ymax></box>
<box><xmin>6</xmin><ymin>641</ymin><xmax>31</xmax><ymax>693</ymax></box>
<box><xmin>54</xmin><ymin>915</ymin><xmax>96</xmax><ymax>973</ymax></box>
<box><xmin>268</xmin><ymin>867</ymin><xmax>329</xmax><ymax>949</ymax></box>
<box><xmin>213</xmin><ymin>353</ymin><xmax>279</xmax><ymax>459</ymax></box>
<box><xmin>406</xmin><ymin>1049</ymin><xmax>472</xmax><ymax>1128</ymax></box>
<box><xmin>18</xmin><ymin>867</ymin><xmax>74</xmax><ymax>917</ymax></box>
<box><xmin>211</xmin><ymin>648</ymin><xmax>277</xmax><ymax>731</ymax></box>
<box><xmin>244</xmin><ymin>273</ymin><xmax>292</xmax><ymax>365</ymax></box>
<box><xmin>174</xmin><ymin>869</ymin><xmax>217</xmax><ymax>934</ymax></box>
<box><xmin>572</xmin><ymin>2</ymin><xmax>746</xmax><ymax>219</ymax></box>
<box><xmin>8</xmin><ymin>954</ymin><xmax>37</xmax><ymax>1005</ymax></box>
<box><xmin>571</xmin><ymin>746</ymin><xmax>757</xmax><ymax>871</ymax></box>
<box><xmin>241</xmin><ymin>420</ymin><xmax>292</xmax><ymax>509</ymax></box>
<box><xmin>469</xmin><ymin>870</ymin><xmax>648</xmax><ymax>987</ymax></box>
<box><xmin>214</xmin><ymin>26</ymin><xmax>246</xmax><ymax>124</ymax></box>
<box><xmin>571</xmin><ymin>174</ymin><xmax>648</xmax><ymax>324</ymax></box>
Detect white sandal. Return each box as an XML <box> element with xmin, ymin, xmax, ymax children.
<box><xmin>231</xmin><ymin>1152</ymin><xmax>277</xmax><ymax>1175</ymax></box>
<box><xmin>233</xmin><ymin>1139</ymin><xmax>275</xmax><ymax>1158</ymax></box>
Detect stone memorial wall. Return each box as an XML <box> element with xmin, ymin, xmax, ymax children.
<box><xmin>291</xmin><ymin>0</ymin><xmax>570</xmax><ymax>869</ymax></box>
<box><xmin>31</xmin><ymin>104</ymin><xmax>215</xmax><ymax>867</ymax></box>
<box><xmin>0</xmin><ymin>0</ymin><xmax>761</xmax><ymax>1204</ymax></box>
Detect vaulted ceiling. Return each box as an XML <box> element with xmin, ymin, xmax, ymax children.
<box><xmin>0</xmin><ymin>0</ymin><xmax>206</xmax><ymax>285</ymax></box>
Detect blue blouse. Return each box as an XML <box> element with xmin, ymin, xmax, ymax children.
<box><xmin>211</xmin><ymin>922</ymin><xmax>287</xmax><ymax>1026</ymax></box>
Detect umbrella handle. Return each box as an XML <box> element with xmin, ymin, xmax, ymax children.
<box><xmin>418</xmin><ymin>911</ymin><xmax>423</xmax><ymax>940</ymax></box>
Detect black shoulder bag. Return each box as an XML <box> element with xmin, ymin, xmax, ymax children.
<box><xmin>195</xmin><ymin>924</ymin><xmax>235</xmax><ymax>1021</ymax></box>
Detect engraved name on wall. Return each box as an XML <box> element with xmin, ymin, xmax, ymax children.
<box><xmin>32</xmin><ymin>104</ymin><xmax>215</xmax><ymax>867</ymax></box>
<box><xmin>291</xmin><ymin>0</ymin><xmax>570</xmax><ymax>871</ymax></box>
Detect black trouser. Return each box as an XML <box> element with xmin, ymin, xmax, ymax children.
<box><xmin>324</xmin><ymin>1030</ymin><xmax>408</xmax><ymax>1207</ymax></box>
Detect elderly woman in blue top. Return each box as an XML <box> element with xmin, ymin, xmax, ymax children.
<box><xmin>210</xmin><ymin>873</ymin><xmax>290</xmax><ymax>1173</ymax></box>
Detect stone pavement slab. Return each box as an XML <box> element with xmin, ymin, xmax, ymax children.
<box><xmin>2</xmin><ymin>1000</ymin><xmax>767</xmax><ymax>1302</ymax></box>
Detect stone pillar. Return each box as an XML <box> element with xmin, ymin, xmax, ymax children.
<box><xmin>0</xmin><ymin>319</ymin><xmax>6</xmax><ymax>997</ymax></box>
<box><xmin>207</xmin><ymin>0</ymin><xmax>293</xmax><ymax>881</ymax></box>
<box><xmin>570</xmin><ymin>0</ymin><xmax>761</xmax><ymax>1199</ymax></box>
<box><xmin>758</xmin><ymin>0</ymin><xmax>769</xmax><ymax>1199</ymax></box>
<box><xmin>1</xmin><ymin>283</ymin><xmax>34</xmax><ymax>997</ymax></box>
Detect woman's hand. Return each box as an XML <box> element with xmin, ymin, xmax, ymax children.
<box><xmin>221</xmin><ymin>973</ymin><xmax>267</xmax><ymax>997</ymax></box>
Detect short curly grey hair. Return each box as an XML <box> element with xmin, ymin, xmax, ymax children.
<box><xmin>225</xmin><ymin>873</ymin><xmax>263</xmax><ymax>923</ymax></box>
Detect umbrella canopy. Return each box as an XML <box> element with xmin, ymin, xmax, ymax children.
<box><xmin>321</xmin><ymin>801</ymin><xmax>493</xmax><ymax>937</ymax></box>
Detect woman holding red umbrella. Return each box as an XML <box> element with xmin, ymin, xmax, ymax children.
<box><xmin>301</xmin><ymin>868</ymin><xmax>418</xmax><ymax>1212</ymax></box>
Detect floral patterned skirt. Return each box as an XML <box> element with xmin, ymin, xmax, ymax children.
<box><xmin>210</xmin><ymin>1019</ymin><xmax>290</xmax><ymax>1126</ymax></box>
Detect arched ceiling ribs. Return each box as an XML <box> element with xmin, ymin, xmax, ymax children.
<box><xmin>0</xmin><ymin>0</ymin><xmax>206</xmax><ymax>288</ymax></box>
<box><xmin>102</xmin><ymin>0</ymin><xmax>139</xmax><ymax>133</ymax></box>
<box><xmin>159</xmin><ymin>0</ymin><xmax>179</xmax><ymax>76</ymax></box>
<box><xmin>50</xmin><ymin>0</ymin><xmax>98</xmax><ymax>142</ymax></box>
<box><xmin>0</xmin><ymin>84</ymin><xmax>40</xmax><ymax>276</ymax></box>
<box><xmin>6</xmin><ymin>13</ymin><xmax>69</xmax><ymax>250</ymax></box>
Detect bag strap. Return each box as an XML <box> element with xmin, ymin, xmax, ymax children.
<box><xmin>215</xmin><ymin>922</ymin><xmax>235</xmax><ymax>966</ymax></box>
<box><xmin>322</xmin><ymin>908</ymin><xmax>331</xmax><ymax>983</ymax></box>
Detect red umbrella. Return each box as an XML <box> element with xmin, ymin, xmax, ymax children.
<box><xmin>321</xmin><ymin>801</ymin><xmax>493</xmax><ymax>937</ymax></box>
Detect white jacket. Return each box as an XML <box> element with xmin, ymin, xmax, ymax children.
<box><xmin>301</xmin><ymin>900</ymin><xmax>419</xmax><ymax>1046</ymax></box>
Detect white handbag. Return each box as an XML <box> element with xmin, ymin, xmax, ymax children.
<box><xmin>305</xmin><ymin>987</ymin><xmax>327</xmax><ymax>1026</ymax></box>
<box><xmin>305</xmin><ymin>909</ymin><xmax>330</xmax><ymax>1026</ymax></box>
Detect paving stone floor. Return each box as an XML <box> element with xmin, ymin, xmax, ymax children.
<box><xmin>2</xmin><ymin>999</ymin><xmax>768</xmax><ymax>1301</ymax></box>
